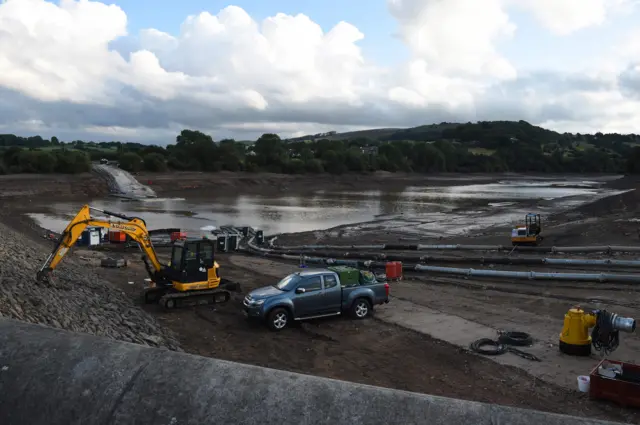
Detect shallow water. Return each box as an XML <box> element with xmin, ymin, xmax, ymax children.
<box><xmin>28</xmin><ymin>176</ymin><xmax>624</xmax><ymax>237</ymax></box>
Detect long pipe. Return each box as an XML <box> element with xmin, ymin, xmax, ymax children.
<box><xmin>247</xmin><ymin>244</ymin><xmax>640</xmax><ymax>268</ymax></box>
<box><xmin>265</xmin><ymin>241</ymin><xmax>640</xmax><ymax>254</ymax></box>
<box><xmin>244</xmin><ymin>243</ymin><xmax>640</xmax><ymax>283</ymax></box>
<box><xmin>414</xmin><ymin>265</ymin><xmax>640</xmax><ymax>283</ymax></box>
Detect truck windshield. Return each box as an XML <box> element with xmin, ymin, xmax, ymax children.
<box><xmin>274</xmin><ymin>274</ymin><xmax>300</xmax><ymax>291</ymax></box>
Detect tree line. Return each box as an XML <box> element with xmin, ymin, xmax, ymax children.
<box><xmin>2</xmin><ymin>120</ymin><xmax>640</xmax><ymax>175</ymax></box>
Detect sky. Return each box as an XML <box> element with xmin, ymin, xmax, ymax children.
<box><xmin>1</xmin><ymin>0</ymin><xmax>640</xmax><ymax>144</ymax></box>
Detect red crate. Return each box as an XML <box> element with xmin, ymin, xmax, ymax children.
<box><xmin>589</xmin><ymin>359</ymin><xmax>640</xmax><ymax>408</ymax></box>
<box><xmin>385</xmin><ymin>262</ymin><xmax>397</xmax><ymax>280</ymax></box>
<box><xmin>170</xmin><ymin>232</ymin><xmax>186</xmax><ymax>242</ymax></box>
<box><xmin>109</xmin><ymin>231</ymin><xmax>126</xmax><ymax>243</ymax></box>
<box><xmin>394</xmin><ymin>261</ymin><xmax>403</xmax><ymax>280</ymax></box>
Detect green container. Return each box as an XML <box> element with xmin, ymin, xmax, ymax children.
<box><xmin>328</xmin><ymin>266</ymin><xmax>360</xmax><ymax>287</ymax></box>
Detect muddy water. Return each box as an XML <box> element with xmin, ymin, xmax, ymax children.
<box><xmin>28</xmin><ymin>177</ymin><xmax>625</xmax><ymax>237</ymax></box>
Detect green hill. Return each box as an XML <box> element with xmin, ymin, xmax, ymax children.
<box><xmin>286</xmin><ymin>121</ymin><xmax>562</xmax><ymax>143</ymax></box>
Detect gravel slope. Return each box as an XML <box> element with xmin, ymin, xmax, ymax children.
<box><xmin>0</xmin><ymin>221</ymin><xmax>181</xmax><ymax>351</ymax></box>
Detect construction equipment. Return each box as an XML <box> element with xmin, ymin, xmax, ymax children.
<box><xmin>37</xmin><ymin>204</ymin><xmax>231</xmax><ymax>309</ymax></box>
<box><xmin>559</xmin><ymin>306</ymin><xmax>636</xmax><ymax>356</ymax></box>
<box><xmin>511</xmin><ymin>213</ymin><xmax>543</xmax><ymax>246</ymax></box>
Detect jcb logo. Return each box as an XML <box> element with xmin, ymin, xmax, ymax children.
<box><xmin>111</xmin><ymin>223</ymin><xmax>136</xmax><ymax>232</ymax></box>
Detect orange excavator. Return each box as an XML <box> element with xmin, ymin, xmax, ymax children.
<box><xmin>37</xmin><ymin>204</ymin><xmax>231</xmax><ymax>309</ymax></box>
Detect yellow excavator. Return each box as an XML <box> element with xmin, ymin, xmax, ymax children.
<box><xmin>37</xmin><ymin>204</ymin><xmax>231</xmax><ymax>309</ymax></box>
<box><xmin>510</xmin><ymin>213</ymin><xmax>543</xmax><ymax>246</ymax></box>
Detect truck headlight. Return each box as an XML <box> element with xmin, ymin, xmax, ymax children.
<box><xmin>252</xmin><ymin>299</ymin><xmax>265</xmax><ymax>306</ymax></box>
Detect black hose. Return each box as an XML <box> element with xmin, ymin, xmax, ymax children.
<box><xmin>592</xmin><ymin>310</ymin><xmax>620</xmax><ymax>356</ymax></box>
<box><xmin>470</xmin><ymin>331</ymin><xmax>540</xmax><ymax>361</ymax></box>
<box><xmin>469</xmin><ymin>338</ymin><xmax>507</xmax><ymax>355</ymax></box>
<box><xmin>497</xmin><ymin>330</ymin><xmax>533</xmax><ymax>346</ymax></box>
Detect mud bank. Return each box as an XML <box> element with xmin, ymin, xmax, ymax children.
<box><xmin>0</xmin><ymin>173</ymin><xmax>108</xmax><ymax>202</ymax></box>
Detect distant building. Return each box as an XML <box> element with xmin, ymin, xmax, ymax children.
<box><xmin>360</xmin><ymin>146</ymin><xmax>378</xmax><ymax>155</ymax></box>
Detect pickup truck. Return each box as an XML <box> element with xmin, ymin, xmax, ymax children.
<box><xmin>242</xmin><ymin>267</ymin><xmax>390</xmax><ymax>331</ymax></box>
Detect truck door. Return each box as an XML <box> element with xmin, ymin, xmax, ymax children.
<box><xmin>322</xmin><ymin>273</ymin><xmax>342</xmax><ymax>313</ymax></box>
<box><xmin>292</xmin><ymin>275</ymin><xmax>324</xmax><ymax>317</ymax></box>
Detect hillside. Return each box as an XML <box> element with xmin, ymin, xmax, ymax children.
<box><xmin>286</xmin><ymin>120</ymin><xmax>567</xmax><ymax>142</ymax></box>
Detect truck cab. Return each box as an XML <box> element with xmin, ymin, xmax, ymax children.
<box><xmin>243</xmin><ymin>268</ymin><xmax>390</xmax><ymax>331</ymax></box>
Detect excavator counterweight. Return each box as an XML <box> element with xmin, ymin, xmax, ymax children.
<box><xmin>37</xmin><ymin>204</ymin><xmax>231</xmax><ymax>309</ymax></box>
<box><xmin>511</xmin><ymin>213</ymin><xmax>543</xmax><ymax>246</ymax></box>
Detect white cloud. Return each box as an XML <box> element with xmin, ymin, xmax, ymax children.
<box><xmin>517</xmin><ymin>0</ymin><xmax>634</xmax><ymax>35</ymax></box>
<box><xmin>1</xmin><ymin>0</ymin><xmax>640</xmax><ymax>142</ymax></box>
<box><xmin>389</xmin><ymin>0</ymin><xmax>516</xmax><ymax>80</ymax></box>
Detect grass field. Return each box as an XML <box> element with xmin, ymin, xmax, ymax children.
<box><xmin>468</xmin><ymin>147</ymin><xmax>496</xmax><ymax>155</ymax></box>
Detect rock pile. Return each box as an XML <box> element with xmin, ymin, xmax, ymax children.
<box><xmin>0</xmin><ymin>221</ymin><xmax>181</xmax><ymax>351</ymax></box>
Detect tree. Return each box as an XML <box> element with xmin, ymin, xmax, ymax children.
<box><xmin>119</xmin><ymin>152</ymin><xmax>143</xmax><ymax>172</ymax></box>
<box><xmin>53</xmin><ymin>150</ymin><xmax>90</xmax><ymax>173</ymax></box>
<box><xmin>175</xmin><ymin>129</ymin><xmax>218</xmax><ymax>171</ymax></box>
<box><xmin>253</xmin><ymin>134</ymin><xmax>286</xmax><ymax>172</ymax></box>
<box><xmin>143</xmin><ymin>153</ymin><xmax>168</xmax><ymax>172</ymax></box>
<box><xmin>0</xmin><ymin>121</ymin><xmax>637</xmax><ymax>175</ymax></box>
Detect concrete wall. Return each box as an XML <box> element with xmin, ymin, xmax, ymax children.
<box><xmin>92</xmin><ymin>163</ymin><xmax>156</xmax><ymax>199</ymax></box>
<box><xmin>0</xmin><ymin>318</ymin><xmax>625</xmax><ymax>425</ymax></box>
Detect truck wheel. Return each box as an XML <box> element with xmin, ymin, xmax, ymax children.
<box><xmin>267</xmin><ymin>308</ymin><xmax>290</xmax><ymax>331</ymax></box>
<box><xmin>351</xmin><ymin>298</ymin><xmax>371</xmax><ymax>319</ymax></box>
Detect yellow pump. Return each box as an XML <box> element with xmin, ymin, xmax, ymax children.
<box><xmin>559</xmin><ymin>306</ymin><xmax>636</xmax><ymax>356</ymax></box>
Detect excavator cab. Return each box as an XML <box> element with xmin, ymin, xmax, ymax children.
<box><xmin>166</xmin><ymin>239</ymin><xmax>219</xmax><ymax>286</ymax></box>
<box><xmin>511</xmin><ymin>213</ymin><xmax>543</xmax><ymax>246</ymax></box>
<box><xmin>525</xmin><ymin>213</ymin><xmax>541</xmax><ymax>236</ymax></box>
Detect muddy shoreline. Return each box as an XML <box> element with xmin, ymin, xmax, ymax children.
<box><xmin>1</xmin><ymin>172</ymin><xmax>639</xmax><ymax>423</ymax></box>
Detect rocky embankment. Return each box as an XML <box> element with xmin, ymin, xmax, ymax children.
<box><xmin>0</xmin><ymin>221</ymin><xmax>180</xmax><ymax>350</ymax></box>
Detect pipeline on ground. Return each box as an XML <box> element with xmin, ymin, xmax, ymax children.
<box><xmin>264</xmin><ymin>239</ymin><xmax>640</xmax><ymax>254</ymax></box>
<box><xmin>247</xmin><ymin>239</ymin><xmax>640</xmax><ymax>269</ymax></box>
<box><xmin>243</xmin><ymin>240</ymin><xmax>640</xmax><ymax>283</ymax></box>
<box><xmin>413</xmin><ymin>265</ymin><xmax>640</xmax><ymax>283</ymax></box>
<box><xmin>247</xmin><ymin>246</ymin><xmax>640</xmax><ymax>268</ymax></box>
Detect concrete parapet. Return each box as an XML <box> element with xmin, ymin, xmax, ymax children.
<box><xmin>0</xmin><ymin>318</ymin><xmax>625</xmax><ymax>425</ymax></box>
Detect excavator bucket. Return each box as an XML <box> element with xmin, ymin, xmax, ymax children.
<box><xmin>36</xmin><ymin>268</ymin><xmax>53</xmax><ymax>284</ymax></box>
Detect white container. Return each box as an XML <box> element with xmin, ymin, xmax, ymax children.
<box><xmin>577</xmin><ymin>375</ymin><xmax>590</xmax><ymax>393</ymax></box>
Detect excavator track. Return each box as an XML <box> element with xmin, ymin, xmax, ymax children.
<box><xmin>143</xmin><ymin>285</ymin><xmax>233</xmax><ymax>310</ymax></box>
<box><xmin>158</xmin><ymin>289</ymin><xmax>231</xmax><ymax>310</ymax></box>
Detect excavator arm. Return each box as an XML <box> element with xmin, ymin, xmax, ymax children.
<box><xmin>37</xmin><ymin>204</ymin><xmax>165</xmax><ymax>282</ymax></box>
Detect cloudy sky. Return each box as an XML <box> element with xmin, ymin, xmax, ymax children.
<box><xmin>1</xmin><ymin>0</ymin><xmax>640</xmax><ymax>144</ymax></box>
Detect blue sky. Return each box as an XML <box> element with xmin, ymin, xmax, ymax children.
<box><xmin>108</xmin><ymin>0</ymin><xmax>639</xmax><ymax>72</ymax></box>
<box><xmin>501</xmin><ymin>8</ymin><xmax>637</xmax><ymax>71</ymax></box>
<box><xmin>111</xmin><ymin>0</ymin><xmax>409</xmax><ymax>65</ymax></box>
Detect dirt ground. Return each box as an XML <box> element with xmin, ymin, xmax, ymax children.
<box><xmin>2</xmin><ymin>171</ymin><xmax>640</xmax><ymax>424</ymax></box>
<box><xmin>63</xmin><ymin>248</ymin><xmax>637</xmax><ymax>424</ymax></box>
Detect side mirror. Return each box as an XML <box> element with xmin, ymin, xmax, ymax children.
<box><xmin>295</xmin><ymin>287</ymin><xmax>306</xmax><ymax>294</ymax></box>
